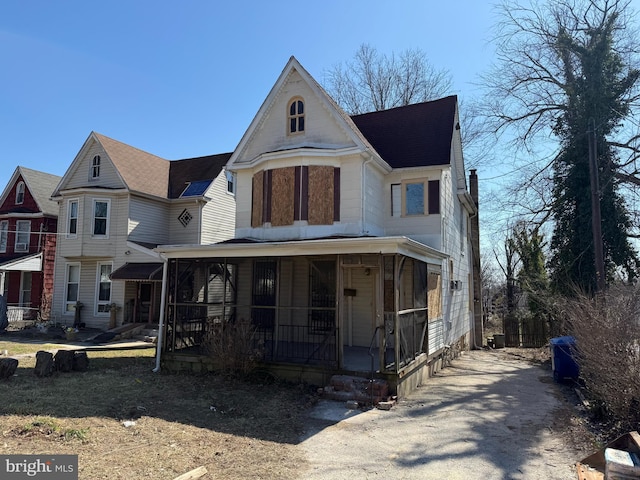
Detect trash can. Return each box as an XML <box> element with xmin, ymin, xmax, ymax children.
<box><xmin>550</xmin><ymin>336</ymin><xmax>579</xmax><ymax>382</ymax></box>
<box><xmin>493</xmin><ymin>333</ymin><xmax>505</xmax><ymax>349</ymax></box>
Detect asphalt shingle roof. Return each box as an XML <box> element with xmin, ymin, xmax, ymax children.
<box><xmin>18</xmin><ymin>167</ymin><xmax>62</xmax><ymax>216</ymax></box>
<box><xmin>351</xmin><ymin>96</ymin><xmax>457</xmax><ymax>169</ymax></box>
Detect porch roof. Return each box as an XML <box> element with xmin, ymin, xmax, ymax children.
<box><xmin>110</xmin><ymin>262</ymin><xmax>164</xmax><ymax>281</ymax></box>
<box><xmin>156</xmin><ymin>236</ymin><xmax>448</xmax><ymax>264</ymax></box>
<box><xmin>0</xmin><ymin>252</ymin><xmax>42</xmax><ymax>271</ymax></box>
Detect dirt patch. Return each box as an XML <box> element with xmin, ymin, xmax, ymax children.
<box><xmin>0</xmin><ymin>348</ymin><xmax>314</xmax><ymax>479</ymax></box>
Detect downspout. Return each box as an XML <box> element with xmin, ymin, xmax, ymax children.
<box><xmin>152</xmin><ymin>254</ymin><xmax>169</xmax><ymax>373</ymax></box>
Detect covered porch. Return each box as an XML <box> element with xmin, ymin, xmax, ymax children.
<box><xmin>157</xmin><ymin>237</ymin><xmax>454</xmax><ymax>393</ymax></box>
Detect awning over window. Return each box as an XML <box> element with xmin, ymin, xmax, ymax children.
<box><xmin>0</xmin><ymin>252</ymin><xmax>43</xmax><ymax>272</ymax></box>
<box><xmin>110</xmin><ymin>262</ymin><xmax>163</xmax><ymax>281</ymax></box>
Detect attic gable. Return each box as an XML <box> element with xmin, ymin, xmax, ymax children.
<box><xmin>228</xmin><ymin>57</ymin><xmax>379</xmax><ymax>169</ymax></box>
<box><xmin>53</xmin><ymin>132</ymin><xmax>171</xmax><ymax>199</ymax></box>
<box><xmin>0</xmin><ymin>166</ymin><xmax>61</xmax><ymax>216</ymax></box>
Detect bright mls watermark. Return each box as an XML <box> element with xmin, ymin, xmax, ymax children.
<box><xmin>1</xmin><ymin>455</ymin><xmax>78</xmax><ymax>479</ymax></box>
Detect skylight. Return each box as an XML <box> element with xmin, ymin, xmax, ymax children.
<box><xmin>180</xmin><ymin>180</ymin><xmax>213</xmax><ymax>198</ymax></box>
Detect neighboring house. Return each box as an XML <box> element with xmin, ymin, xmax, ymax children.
<box><xmin>50</xmin><ymin>132</ymin><xmax>234</xmax><ymax>329</ymax></box>
<box><xmin>0</xmin><ymin>166</ymin><xmax>61</xmax><ymax>321</ymax></box>
<box><xmin>156</xmin><ymin>57</ymin><xmax>480</xmax><ymax>396</ymax></box>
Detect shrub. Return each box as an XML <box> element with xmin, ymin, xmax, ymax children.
<box><xmin>202</xmin><ymin>318</ymin><xmax>263</xmax><ymax>377</ymax></box>
<box><xmin>564</xmin><ymin>285</ymin><xmax>640</xmax><ymax>429</ymax></box>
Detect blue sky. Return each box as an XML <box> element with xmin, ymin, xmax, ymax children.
<box><xmin>0</xmin><ymin>0</ymin><xmax>496</xmax><ymax>190</ymax></box>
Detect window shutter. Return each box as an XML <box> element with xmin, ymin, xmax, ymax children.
<box><xmin>251</xmin><ymin>171</ymin><xmax>264</xmax><ymax>227</ymax></box>
<box><xmin>333</xmin><ymin>167</ymin><xmax>340</xmax><ymax>222</ymax></box>
<box><xmin>428</xmin><ymin>180</ymin><xmax>440</xmax><ymax>214</ymax></box>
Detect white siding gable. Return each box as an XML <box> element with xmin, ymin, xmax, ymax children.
<box><xmin>238</xmin><ymin>70</ymin><xmax>357</xmax><ymax>164</ymax></box>
<box><xmin>62</xmin><ymin>138</ymin><xmax>125</xmax><ymax>191</ymax></box>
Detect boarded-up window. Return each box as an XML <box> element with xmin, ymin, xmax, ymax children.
<box><xmin>271</xmin><ymin>167</ymin><xmax>296</xmax><ymax>226</ymax></box>
<box><xmin>252</xmin><ymin>166</ymin><xmax>340</xmax><ymax>227</ymax></box>
<box><xmin>428</xmin><ymin>270</ymin><xmax>442</xmax><ymax>319</ymax></box>
<box><xmin>308</xmin><ymin>165</ymin><xmax>334</xmax><ymax>225</ymax></box>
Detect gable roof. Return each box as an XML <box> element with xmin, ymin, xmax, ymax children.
<box><xmin>168</xmin><ymin>153</ymin><xmax>232</xmax><ymax>199</ymax></box>
<box><xmin>94</xmin><ymin>133</ymin><xmax>171</xmax><ymax>198</ymax></box>
<box><xmin>351</xmin><ymin>96</ymin><xmax>457</xmax><ymax>169</ymax></box>
<box><xmin>54</xmin><ymin>132</ymin><xmax>231</xmax><ymax>201</ymax></box>
<box><xmin>227</xmin><ymin>56</ymin><xmax>384</xmax><ymax>169</ymax></box>
<box><xmin>0</xmin><ymin>166</ymin><xmax>61</xmax><ymax>216</ymax></box>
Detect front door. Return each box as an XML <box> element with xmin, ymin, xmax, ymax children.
<box><xmin>138</xmin><ymin>282</ymin><xmax>152</xmax><ymax>322</ymax></box>
<box><xmin>346</xmin><ymin>266</ymin><xmax>377</xmax><ymax>347</ymax></box>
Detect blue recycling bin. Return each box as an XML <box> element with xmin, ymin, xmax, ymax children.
<box><xmin>550</xmin><ymin>336</ymin><xmax>579</xmax><ymax>382</ymax></box>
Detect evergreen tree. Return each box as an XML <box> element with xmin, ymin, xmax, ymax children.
<box><xmin>549</xmin><ymin>10</ymin><xmax>639</xmax><ymax>293</ymax></box>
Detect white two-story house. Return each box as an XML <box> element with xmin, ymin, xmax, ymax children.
<box><xmin>156</xmin><ymin>57</ymin><xmax>479</xmax><ymax>396</ymax></box>
<box><xmin>50</xmin><ymin>133</ymin><xmax>235</xmax><ymax>329</ymax></box>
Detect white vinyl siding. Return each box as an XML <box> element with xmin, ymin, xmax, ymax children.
<box><xmin>128</xmin><ymin>196</ymin><xmax>170</xmax><ymax>244</ymax></box>
<box><xmin>200</xmin><ymin>172</ymin><xmax>236</xmax><ymax>244</ymax></box>
<box><xmin>238</xmin><ymin>70</ymin><xmax>354</xmax><ymax>163</ymax></box>
<box><xmin>64</xmin><ymin>141</ymin><xmax>124</xmax><ymax>191</ymax></box>
<box><xmin>428</xmin><ymin>318</ymin><xmax>445</xmax><ymax>354</ymax></box>
<box><xmin>169</xmin><ymin>203</ymin><xmax>201</xmax><ymax>245</ymax></box>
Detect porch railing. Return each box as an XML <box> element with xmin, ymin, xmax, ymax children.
<box><xmin>7</xmin><ymin>305</ymin><xmax>39</xmax><ymax>324</ymax></box>
<box><xmin>394</xmin><ymin>309</ymin><xmax>428</xmax><ymax>369</ymax></box>
<box><xmin>255</xmin><ymin>324</ymin><xmax>338</xmax><ymax>367</ymax></box>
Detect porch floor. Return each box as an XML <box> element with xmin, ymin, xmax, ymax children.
<box><xmin>343</xmin><ymin>346</ymin><xmax>394</xmax><ymax>373</ymax></box>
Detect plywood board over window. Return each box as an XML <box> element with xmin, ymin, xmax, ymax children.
<box><xmin>251</xmin><ymin>171</ymin><xmax>264</xmax><ymax>228</ymax></box>
<box><xmin>271</xmin><ymin>167</ymin><xmax>295</xmax><ymax>226</ymax></box>
<box><xmin>428</xmin><ymin>270</ymin><xmax>442</xmax><ymax>320</ymax></box>
<box><xmin>308</xmin><ymin>165</ymin><xmax>334</xmax><ymax>225</ymax></box>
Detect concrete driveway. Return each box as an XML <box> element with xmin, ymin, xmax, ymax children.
<box><xmin>300</xmin><ymin>349</ymin><xmax>586</xmax><ymax>480</ymax></box>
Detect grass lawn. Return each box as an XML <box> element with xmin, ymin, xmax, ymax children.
<box><xmin>0</xmin><ymin>340</ymin><xmax>314</xmax><ymax>479</ymax></box>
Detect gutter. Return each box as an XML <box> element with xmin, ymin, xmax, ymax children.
<box><xmin>152</xmin><ymin>254</ymin><xmax>168</xmax><ymax>373</ymax></box>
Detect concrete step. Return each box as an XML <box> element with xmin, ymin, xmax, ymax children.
<box><xmin>322</xmin><ymin>374</ymin><xmax>390</xmax><ymax>405</ymax></box>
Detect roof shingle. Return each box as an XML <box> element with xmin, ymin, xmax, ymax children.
<box><xmin>351</xmin><ymin>96</ymin><xmax>457</xmax><ymax>169</ymax></box>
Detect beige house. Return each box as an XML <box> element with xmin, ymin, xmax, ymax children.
<box><xmin>156</xmin><ymin>57</ymin><xmax>480</xmax><ymax>396</ymax></box>
<box><xmin>50</xmin><ymin>133</ymin><xmax>235</xmax><ymax>329</ymax></box>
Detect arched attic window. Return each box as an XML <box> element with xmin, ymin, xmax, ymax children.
<box><xmin>15</xmin><ymin>181</ymin><xmax>25</xmax><ymax>204</ymax></box>
<box><xmin>288</xmin><ymin>97</ymin><xmax>305</xmax><ymax>134</ymax></box>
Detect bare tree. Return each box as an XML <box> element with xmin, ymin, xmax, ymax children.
<box><xmin>481</xmin><ymin>0</ymin><xmax>640</xmax><ymax>289</ymax></box>
<box><xmin>325</xmin><ymin>44</ymin><xmax>454</xmax><ymax>115</ymax></box>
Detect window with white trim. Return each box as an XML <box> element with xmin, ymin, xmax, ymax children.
<box><xmin>15</xmin><ymin>220</ymin><xmax>30</xmax><ymax>252</ymax></box>
<box><xmin>91</xmin><ymin>155</ymin><xmax>101</xmax><ymax>179</ymax></box>
<box><xmin>225</xmin><ymin>169</ymin><xmax>235</xmax><ymax>195</ymax></box>
<box><xmin>288</xmin><ymin>97</ymin><xmax>305</xmax><ymax>134</ymax></box>
<box><xmin>92</xmin><ymin>199</ymin><xmax>110</xmax><ymax>237</ymax></box>
<box><xmin>0</xmin><ymin>221</ymin><xmax>7</xmax><ymax>253</ymax></box>
<box><xmin>65</xmin><ymin>263</ymin><xmax>80</xmax><ymax>313</ymax></box>
<box><xmin>20</xmin><ymin>271</ymin><xmax>32</xmax><ymax>307</ymax></box>
<box><xmin>67</xmin><ymin>199</ymin><xmax>78</xmax><ymax>237</ymax></box>
<box><xmin>391</xmin><ymin>179</ymin><xmax>440</xmax><ymax>217</ymax></box>
<box><xmin>15</xmin><ymin>181</ymin><xmax>25</xmax><ymax>204</ymax></box>
<box><xmin>96</xmin><ymin>262</ymin><xmax>112</xmax><ymax>314</ymax></box>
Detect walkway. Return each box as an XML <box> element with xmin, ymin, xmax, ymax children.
<box><xmin>300</xmin><ymin>349</ymin><xmax>586</xmax><ymax>479</ymax></box>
